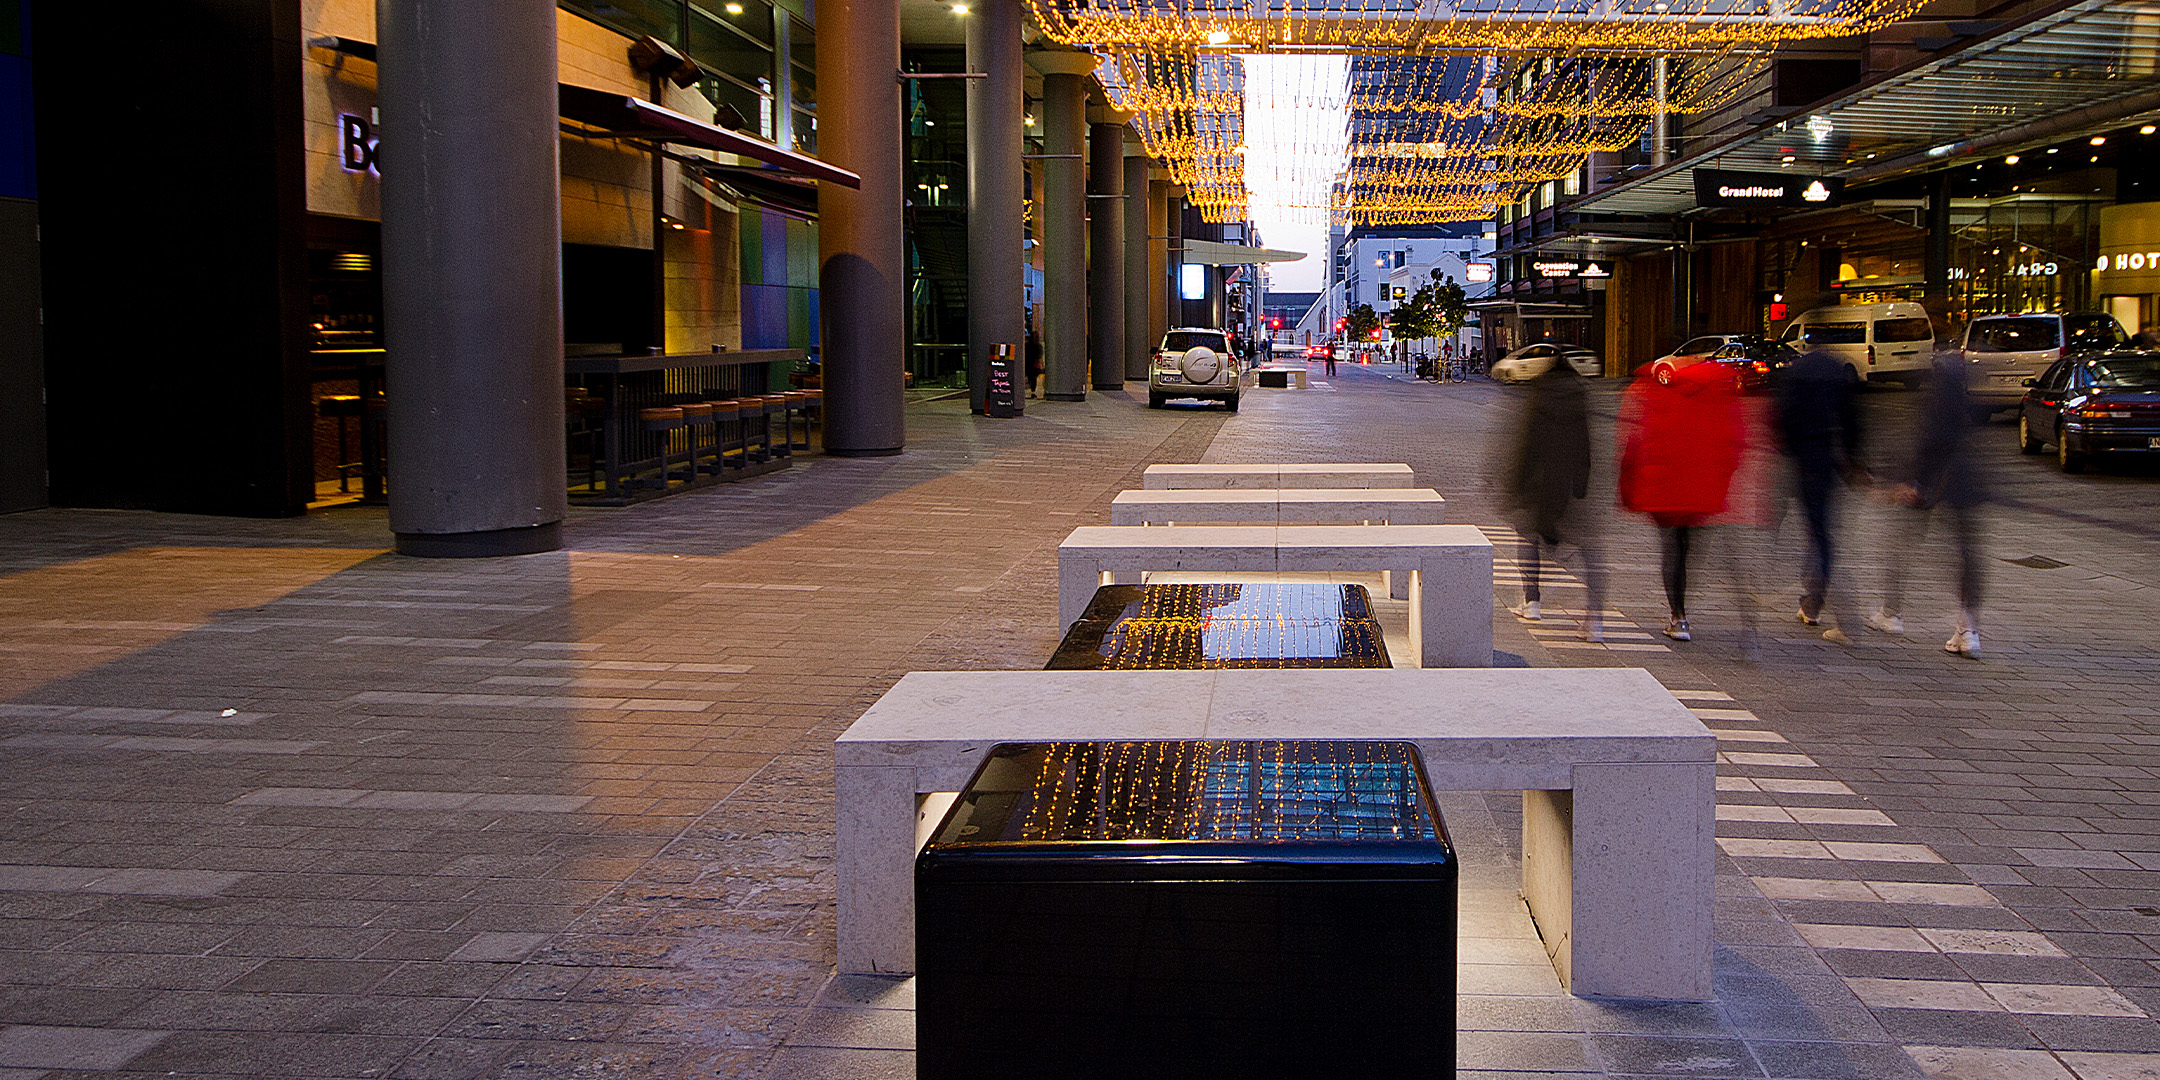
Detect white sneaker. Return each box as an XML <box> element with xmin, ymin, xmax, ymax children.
<box><xmin>1822</xmin><ymin>627</ymin><xmax>1852</xmax><ymax>646</ymax></box>
<box><xmin>1509</xmin><ymin>600</ymin><xmax>1541</xmax><ymax>622</ymax></box>
<box><xmin>1946</xmin><ymin>629</ymin><xmax>1981</xmax><ymax>657</ymax></box>
<box><xmin>1663</xmin><ymin>618</ymin><xmax>1691</xmax><ymax>642</ymax></box>
<box><xmin>1864</xmin><ymin>610</ymin><xmax>1904</xmax><ymax>635</ymax></box>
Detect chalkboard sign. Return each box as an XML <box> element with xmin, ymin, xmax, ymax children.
<box><xmin>987</xmin><ymin>344</ymin><xmax>1022</xmax><ymax>417</ymax></box>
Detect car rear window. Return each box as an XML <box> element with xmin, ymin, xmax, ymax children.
<box><xmin>1802</xmin><ymin>322</ymin><xmax>1866</xmax><ymax>346</ymax></box>
<box><xmin>2065</xmin><ymin>315</ymin><xmax>2129</xmax><ymax>350</ymax></box>
<box><xmin>2087</xmin><ymin>356</ymin><xmax>2160</xmax><ymax>386</ymax></box>
<box><xmin>1164</xmin><ymin>332</ymin><xmax>1228</xmax><ymax>352</ymax></box>
<box><xmin>1874</xmin><ymin>318</ymin><xmax>1934</xmax><ymax>343</ymax></box>
<box><xmin>1969</xmin><ymin>318</ymin><xmax>2060</xmax><ymax>352</ymax></box>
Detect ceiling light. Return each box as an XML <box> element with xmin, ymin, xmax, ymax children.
<box><xmin>2144</xmin><ymin>125</ymin><xmax>2157</xmax><ymax>135</ymax></box>
<box><xmin>2005</xmin><ymin>154</ymin><xmax>2019</xmax><ymax>164</ymax></box>
<box><xmin>951</xmin><ymin>2</ymin><xmax>969</xmax><ymax>12</ymax></box>
<box><xmin>2091</xmin><ymin>136</ymin><xmax>2107</xmax><ymax>146</ymax></box>
<box><xmin>725</xmin><ymin>2</ymin><xmax>743</xmax><ymax>11</ymax></box>
<box><xmin>2047</xmin><ymin>147</ymin><xmax>2059</xmax><ymax>154</ymax></box>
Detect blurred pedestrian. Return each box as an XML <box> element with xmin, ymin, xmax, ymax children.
<box><xmin>1324</xmin><ymin>345</ymin><xmax>1338</xmax><ymax>378</ymax></box>
<box><xmin>1025</xmin><ymin>328</ymin><xmax>1045</xmax><ymax>398</ymax></box>
<box><xmin>2134</xmin><ymin>324</ymin><xmax>2160</xmax><ymax>350</ymax></box>
<box><xmin>1505</xmin><ymin>355</ymin><xmax>1606</xmax><ymax>640</ymax></box>
<box><xmin>1618</xmin><ymin>358</ymin><xmax>1745</xmax><ymax>641</ymax></box>
<box><xmin>1775</xmin><ymin>342</ymin><xmax>1868</xmax><ymax>639</ymax></box>
<box><xmin>1866</xmin><ymin>344</ymin><xmax>1987</xmax><ymax>656</ymax></box>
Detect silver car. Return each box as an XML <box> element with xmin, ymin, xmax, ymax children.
<box><xmin>1962</xmin><ymin>312</ymin><xmax>2128</xmax><ymax>416</ymax></box>
<box><xmin>1491</xmin><ymin>342</ymin><xmax>1600</xmax><ymax>384</ymax></box>
<box><xmin>1148</xmin><ymin>328</ymin><xmax>1241</xmax><ymax>410</ymax></box>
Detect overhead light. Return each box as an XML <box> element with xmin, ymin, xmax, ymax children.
<box><xmin>1780</xmin><ymin>155</ymin><xmax>1795</xmax><ymax>163</ymax></box>
<box><xmin>2144</xmin><ymin>125</ymin><xmax>2157</xmax><ymax>135</ymax></box>
<box><xmin>2091</xmin><ymin>136</ymin><xmax>2107</xmax><ymax>146</ymax></box>
<box><xmin>670</xmin><ymin>222</ymin><xmax>686</xmax><ymax>230</ymax></box>
<box><xmin>2005</xmin><ymin>154</ymin><xmax>2020</xmax><ymax>164</ymax></box>
<box><xmin>2047</xmin><ymin>147</ymin><xmax>2059</xmax><ymax>154</ymax></box>
<box><xmin>951</xmin><ymin>2</ymin><xmax>968</xmax><ymax>12</ymax></box>
<box><xmin>724</xmin><ymin>2</ymin><xmax>743</xmax><ymax>11</ymax></box>
<box><xmin>1807</xmin><ymin>115</ymin><xmax>1834</xmax><ymax>139</ymax></box>
<box><xmin>1205</xmin><ymin>30</ymin><xmax>1231</xmax><ymax>44</ymax></box>
<box><xmin>1024</xmin><ymin>114</ymin><xmax>1035</xmax><ymax>126</ymax></box>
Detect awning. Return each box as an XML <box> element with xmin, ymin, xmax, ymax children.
<box><xmin>559</xmin><ymin>83</ymin><xmax>860</xmax><ymax>189</ymax></box>
<box><xmin>1179</xmin><ymin>239</ymin><xmax>1307</xmax><ymax>265</ymax></box>
<box><xmin>1567</xmin><ymin>0</ymin><xmax>2160</xmax><ymax>217</ymax></box>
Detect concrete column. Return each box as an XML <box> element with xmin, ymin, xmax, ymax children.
<box><xmin>1088</xmin><ymin>108</ymin><xmax>1128</xmax><ymax>390</ymax></box>
<box><xmin>377</xmin><ymin>0</ymin><xmax>564</xmax><ymax>557</ymax></box>
<box><xmin>818</xmin><ymin>0</ymin><xmax>906</xmax><ymax>454</ymax></box>
<box><xmin>1148</xmin><ymin>178</ymin><xmax>1170</xmax><ymax>350</ymax></box>
<box><xmin>1124</xmin><ymin>152</ymin><xmax>1153</xmax><ymax>380</ymax></box>
<box><xmin>1165</xmin><ymin>186</ymin><xmax>1187</xmax><ymax>332</ymax></box>
<box><xmin>1034</xmin><ymin>51</ymin><xmax>1094</xmax><ymax>401</ymax></box>
<box><xmin>965</xmin><ymin>0</ymin><xmax>1024</xmax><ymax>414</ymax></box>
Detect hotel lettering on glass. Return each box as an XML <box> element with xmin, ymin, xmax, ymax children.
<box><xmin>1692</xmin><ymin>168</ymin><xmax>1842</xmax><ymax>209</ymax></box>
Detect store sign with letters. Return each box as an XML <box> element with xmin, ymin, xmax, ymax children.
<box><xmin>1693</xmin><ymin>168</ymin><xmax>1842</xmax><ymax>208</ymax></box>
<box><xmin>1531</xmin><ymin>259</ymin><xmax>1610</xmax><ymax>280</ymax></box>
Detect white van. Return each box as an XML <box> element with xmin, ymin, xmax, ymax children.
<box><xmin>1773</xmin><ymin>302</ymin><xmax>1936</xmax><ymax>385</ymax></box>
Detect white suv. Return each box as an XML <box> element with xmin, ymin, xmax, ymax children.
<box><xmin>1148</xmin><ymin>327</ymin><xmax>1240</xmax><ymax>411</ymax></box>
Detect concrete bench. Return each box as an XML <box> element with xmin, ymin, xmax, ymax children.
<box><xmin>1057</xmin><ymin>524</ymin><xmax>1491</xmax><ymax>667</ymax></box>
<box><xmin>1109</xmin><ymin>488</ymin><xmax>1446</xmax><ymax>527</ymax></box>
<box><xmin>1142</xmin><ymin>463</ymin><xmax>1416</xmax><ymax>490</ymax></box>
<box><xmin>834</xmin><ymin>667</ymin><xmax>1717</xmax><ymax>1001</ymax></box>
<box><xmin>1254</xmin><ymin>365</ymin><xmax>1309</xmax><ymax>389</ymax></box>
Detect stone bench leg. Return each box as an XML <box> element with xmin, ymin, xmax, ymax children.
<box><xmin>1521</xmin><ymin>762</ymin><xmax>1714</xmax><ymax>1000</ymax></box>
<box><xmin>835</xmin><ymin>765</ymin><xmax>920</xmax><ymax>975</ymax></box>
<box><xmin>1416</xmin><ymin>548</ymin><xmax>1494</xmax><ymax>667</ymax></box>
<box><xmin>1058</xmin><ymin>555</ymin><xmax>1108</xmax><ymax>630</ymax></box>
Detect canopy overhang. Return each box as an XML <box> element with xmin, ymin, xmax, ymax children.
<box><xmin>1180</xmin><ymin>239</ymin><xmax>1307</xmax><ymax>265</ymax></box>
<box><xmin>559</xmin><ymin>84</ymin><xmax>861</xmax><ymax>189</ymax></box>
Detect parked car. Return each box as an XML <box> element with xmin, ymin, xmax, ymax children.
<box><xmin>1964</xmin><ymin>311</ymin><xmax>2128</xmax><ymax>418</ymax></box>
<box><xmin>1647</xmin><ymin>335</ymin><xmax>1745</xmax><ymax>386</ymax></box>
<box><xmin>1703</xmin><ymin>336</ymin><xmax>1788</xmax><ymax>395</ymax></box>
<box><xmin>2017</xmin><ymin>351</ymin><xmax>2160</xmax><ymax>472</ymax></box>
<box><xmin>1304</xmin><ymin>343</ymin><xmax>1336</xmax><ymax>360</ymax></box>
<box><xmin>1772</xmin><ymin>302</ymin><xmax>1935</xmax><ymax>385</ymax></box>
<box><xmin>1491</xmin><ymin>342</ymin><xmax>1600</xmax><ymax>384</ymax></box>
<box><xmin>1149</xmin><ymin>327</ymin><xmax>1241</xmax><ymax>410</ymax></box>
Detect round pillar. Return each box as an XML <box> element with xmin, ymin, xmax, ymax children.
<box><xmin>1032</xmin><ymin>51</ymin><xmax>1094</xmax><ymax>401</ymax></box>
<box><xmin>1124</xmin><ymin>151</ymin><xmax>1153</xmax><ymax>381</ymax></box>
<box><xmin>1087</xmin><ymin>108</ymin><xmax>1128</xmax><ymax>391</ymax></box>
<box><xmin>965</xmin><ymin>0</ymin><xmax>1024</xmax><ymax>414</ymax></box>
<box><xmin>378</xmin><ymin>0</ymin><xmax>565</xmax><ymax>557</ymax></box>
<box><xmin>818</xmin><ymin>0</ymin><xmax>906</xmax><ymax>454</ymax></box>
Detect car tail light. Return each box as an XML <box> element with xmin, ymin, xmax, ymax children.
<box><xmin>1867</xmin><ymin>344</ymin><xmax>1876</xmax><ymax>365</ymax></box>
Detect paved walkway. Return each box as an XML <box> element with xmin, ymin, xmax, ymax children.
<box><xmin>0</xmin><ymin>366</ymin><xmax>2156</xmax><ymax>1078</ymax></box>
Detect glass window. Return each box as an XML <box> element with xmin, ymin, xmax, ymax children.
<box><xmin>1676</xmin><ymin>336</ymin><xmax>1723</xmax><ymax>356</ymax></box>
<box><xmin>2040</xmin><ymin>360</ymin><xmax>2072</xmax><ymax>391</ymax></box>
<box><xmin>1874</xmin><ymin>317</ymin><xmax>1934</xmax><ymax>343</ymax></box>
<box><xmin>1969</xmin><ymin>318</ymin><xmax>2060</xmax><ymax>353</ymax></box>
<box><xmin>563</xmin><ymin>0</ymin><xmax>683</xmax><ymax>44</ymax></box>
<box><xmin>2087</xmin><ymin>355</ymin><xmax>2160</xmax><ymax>386</ymax></box>
<box><xmin>1164</xmin><ymin>331</ymin><xmax>1229</xmax><ymax>352</ymax></box>
<box><xmin>1802</xmin><ymin>322</ymin><xmax>1866</xmax><ymax>346</ymax></box>
<box><xmin>2064</xmin><ymin>314</ymin><xmax>2129</xmax><ymax>350</ymax></box>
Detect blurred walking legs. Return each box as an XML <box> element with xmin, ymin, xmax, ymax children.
<box><xmin>1660</xmin><ymin>526</ymin><xmax>1694</xmax><ymax>640</ymax></box>
<box><xmin>1796</xmin><ymin>471</ymin><xmax>1837</xmax><ymax>624</ymax></box>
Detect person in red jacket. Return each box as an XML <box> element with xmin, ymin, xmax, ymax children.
<box><xmin>1618</xmin><ymin>358</ymin><xmax>1746</xmax><ymax>641</ymax></box>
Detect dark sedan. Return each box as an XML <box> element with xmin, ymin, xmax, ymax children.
<box><xmin>2018</xmin><ymin>351</ymin><xmax>2160</xmax><ymax>472</ymax></box>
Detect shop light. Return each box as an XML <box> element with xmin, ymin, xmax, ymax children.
<box><xmin>2091</xmin><ymin>136</ymin><xmax>2107</xmax><ymax>146</ymax></box>
<box><xmin>2005</xmin><ymin>154</ymin><xmax>2019</xmax><ymax>164</ymax></box>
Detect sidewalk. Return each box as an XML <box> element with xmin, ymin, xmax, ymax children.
<box><xmin>1</xmin><ymin>370</ymin><xmax>2157</xmax><ymax>1078</ymax></box>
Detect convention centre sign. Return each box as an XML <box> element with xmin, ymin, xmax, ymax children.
<box><xmin>1693</xmin><ymin>168</ymin><xmax>1842</xmax><ymax>209</ymax></box>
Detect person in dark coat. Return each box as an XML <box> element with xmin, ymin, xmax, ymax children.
<box><xmin>1866</xmin><ymin>346</ymin><xmax>1987</xmax><ymax>656</ymax></box>
<box><xmin>1505</xmin><ymin>358</ymin><xmax>1606</xmax><ymax>640</ymax></box>
<box><xmin>1775</xmin><ymin>346</ymin><xmax>1868</xmax><ymax>637</ymax></box>
<box><xmin>1025</xmin><ymin>328</ymin><xmax>1045</xmax><ymax>398</ymax></box>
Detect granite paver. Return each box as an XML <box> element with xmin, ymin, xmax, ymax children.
<box><xmin>1</xmin><ymin>368</ymin><xmax>2157</xmax><ymax>1076</ymax></box>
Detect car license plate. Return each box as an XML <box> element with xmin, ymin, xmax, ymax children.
<box><xmin>1995</xmin><ymin>373</ymin><xmax>2025</xmax><ymax>382</ymax></box>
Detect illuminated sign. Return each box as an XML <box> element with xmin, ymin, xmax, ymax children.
<box><xmin>1693</xmin><ymin>168</ymin><xmax>1843</xmax><ymax>208</ymax></box>
<box><xmin>1464</xmin><ymin>261</ymin><xmax>1493</xmax><ymax>283</ymax></box>
<box><xmin>1179</xmin><ymin>263</ymin><xmax>1207</xmax><ymax>300</ymax></box>
<box><xmin>1578</xmin><ymin>261</ymin><xmax>1610</xmax><ymax>279</ymax></box>
<box><xmin>1533</xmin><ymin>259</ymin><xmax>1581</xmax><ymax>278</ymax></box>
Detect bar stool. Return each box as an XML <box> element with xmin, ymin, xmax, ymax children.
<box><xmin>722</xmin><ymin>397</ymin><xmax>768</xmax><ymax>463</ymax></box>
<box><xmin>317</xmin><ymin>395</ymin><xmax>364</xmax><ymax>493</ymax></box>
<box><xmin>705</xmin><ymin>398</ymin><xmax>743</xmax><ymax>474</ymax></box>
<box><xmin>756</xmin><ymin>394</ymin><xmax>792</xmax><ymax>459</ymax></box>
<box><xmin>803</xmin><ymin>388</ymin><xmax>823</xmax><ymax>438</ymax></box>
<box><xmin>638</xmin><ymin>405</ymin><xmax>688</xmax><ymax>487</ymax></box>
<box><xmin>677</xmin><ymin>401</ymin><xmax>717</xmax><ymax>478</ymax></box>
<box><xmin>782</xmin><ymin>390</ymin><xmax>813</xmax><ymax>452</ymax></box>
